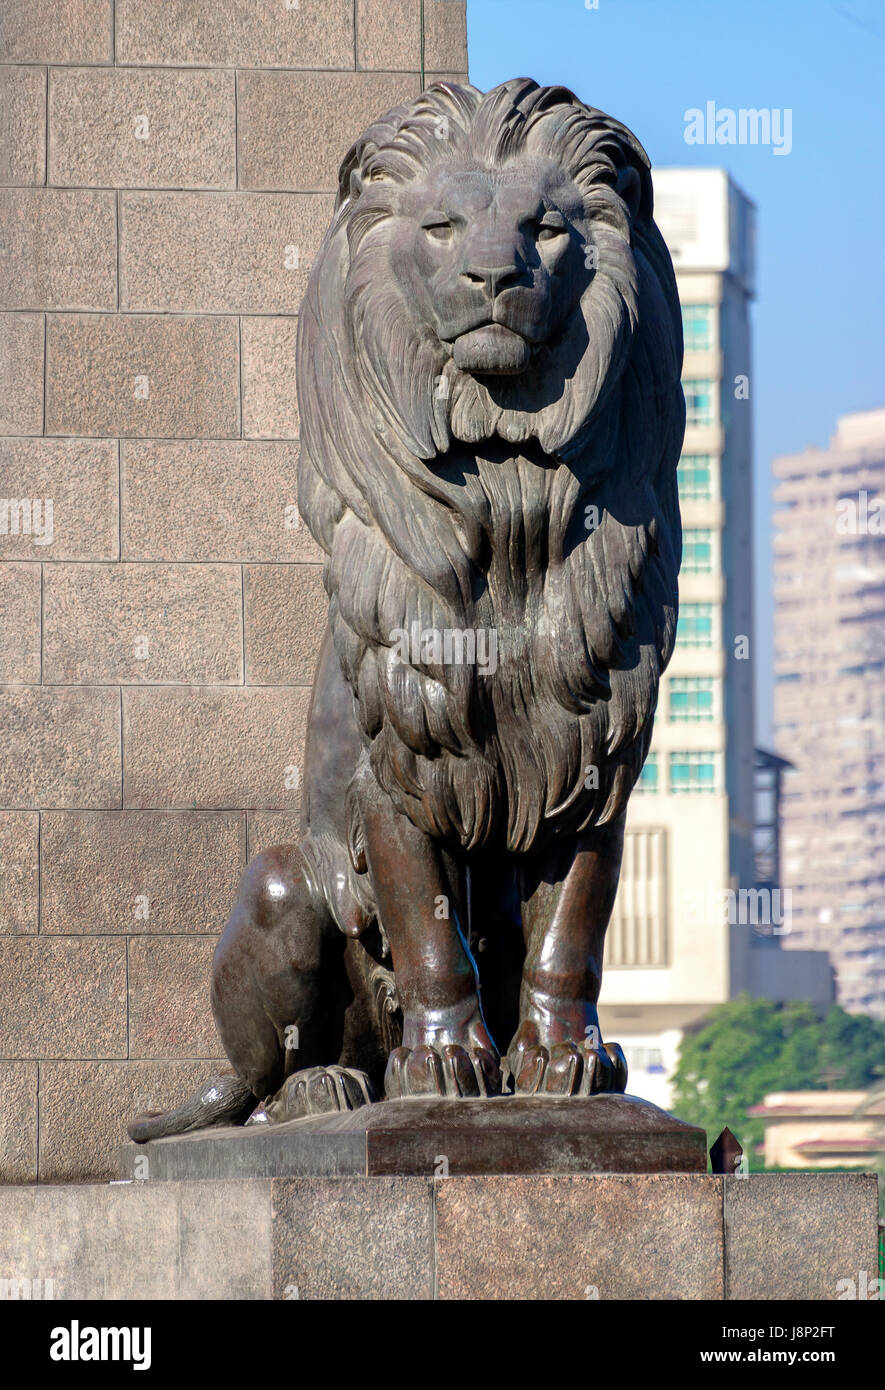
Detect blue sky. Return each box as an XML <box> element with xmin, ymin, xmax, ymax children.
<box><xmin>465</xmin><ymin>0</ymin><xmax>885</xmax><ymax>742</ymax></box>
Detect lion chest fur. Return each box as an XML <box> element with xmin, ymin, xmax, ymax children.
<box><xmin>327</xmin><ymin>435</ymin><xmax>668</xmax><ymax>855</ymax></box>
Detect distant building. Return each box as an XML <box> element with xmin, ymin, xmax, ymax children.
<box><xmin>773</xmin><ymin>409</ymin><xmax>885</xmax><ymax>1019</ymax></box>
<box><xmin>600</xmin><ymin>169</ymin><xmax>832</xmax><ymax>1108</ymax></box>
<box><xmin>750</xmin><ymin>1089</ymin><xmax>885</xmax><ymax>1169</ymax></box>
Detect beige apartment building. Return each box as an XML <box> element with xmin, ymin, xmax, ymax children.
<box><xmin>773</xmin><ymin>409</ymin><xmax>885</xmax><ymax>1019</ymax></box>
<box><xmin>750</xmin><ymin>1089</ymin><xmax>885</xmax><ymax>1169</ymax></box>
<box><xmin>599</xmin><ymin>169</ymin><xmax>832</xmax><ymax>1106</ymax></box>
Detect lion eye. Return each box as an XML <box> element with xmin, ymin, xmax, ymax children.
<box><xmin>423</xmin><ymin>221</ymin><xmax>454</xmax><ymax>243</ymax></box>
<box><xmin>537</xmin><ymin>221</ymin><xmax>567</xmax><ymax>242</ymax></box>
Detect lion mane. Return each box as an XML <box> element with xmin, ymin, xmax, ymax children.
<box><xmin>296</xmin><ymin>79</ymin><xmax>685</xmax><ymax>855</ymax></box>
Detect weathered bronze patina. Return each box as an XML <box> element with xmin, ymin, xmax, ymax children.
<box><xmin>130</xmin><ymin>79</ymin><xmax>684</xmax><ymax>1142</ymax></box>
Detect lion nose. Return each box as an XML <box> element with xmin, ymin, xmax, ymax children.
<box><xmin>461</xmin><ymin>263</ymin><xmax>521</xmax><ymax>298</ymax></box>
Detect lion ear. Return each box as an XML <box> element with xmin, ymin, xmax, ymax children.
<box><xmin>615</xmin><ymin>165</ymin><xmax>642</xmax><ymax>222</ymax></box>
<box><xmin>593</xmin><ymin>123</ymin><xmax>654</xmax><ymax>225</ymax></box>
<box><xmin>336</xmin><ymin>145</ymin><xmax>363</xmax><ymax>210</ymax></box>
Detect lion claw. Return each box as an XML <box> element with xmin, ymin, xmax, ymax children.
<box><xmin>385</xmin><ymin>1043</ymin><xmax>502</xmax><ymax>1099</ymax></box>
<box><xmin>508</xmin><ymin>1030</ymin><xmax>628</xmax><ymax>1097</ymax></box>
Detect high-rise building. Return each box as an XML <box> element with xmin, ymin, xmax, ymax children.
<box><xmin>773</xmin><ymin>409</ymin><xmax>885</xmax><ymax>1019</ymax></box>
<box><xmin>599</xmin><ymin>169</ymin><xmax>832</xmax><ymax>1106</ymax></box>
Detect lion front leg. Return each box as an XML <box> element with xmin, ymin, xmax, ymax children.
<box><xmin>355</xmin><ymin>769</ymin><xmax>501</xmax><ymax>1099</ymax></box>
<box><xmin>508</xmin><ymin>816</ymin><xmax>629</xmax><ymax>1097</ymax></box>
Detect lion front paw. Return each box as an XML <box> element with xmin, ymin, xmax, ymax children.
<box><xmin>385</xmin><ymin>1044</ymin><xmax>501</xmax><ymax>1099</ymax></box>
<box><xmin>507</xmin><ymin>1026</ymin><xmax>628</xmax><ymax>1097</ymax></box>
<box><xmin>249</xmin><ymin>1065</ymin><xmax>377</xmax><ymax>1124</ymax></box>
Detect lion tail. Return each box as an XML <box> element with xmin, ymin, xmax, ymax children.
<box><xmin>127</xmin><ymin>1072</ymin><xmax>256</xmax><ymax>1143</ymax></box>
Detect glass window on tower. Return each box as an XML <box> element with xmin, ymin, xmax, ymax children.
<box><xmin>669</xmin><ymin>751</ymin><xmax>718</xmax><ymax>793</ymax></box>
<box><xmin>683</xmin><ymin>378</ymin><xmax>717</xmax><ymax>428</ymax></box>
<box><xmin>677</xmin><ymin>603</ymin><xmax>714</xmax><ymax>647</ymax></box>
<box><xmin>677</xmin><ymin>453</ymin><xmax>714</xmax><ymax>501</ymax></box>
<box><xmin>681</xmin><ymin>304</ymin><xmax>715</xmax><ymax>352</ymax></box>
<box><xmin>635</xmin><ymin>752</ymin><xmax>659</xmax><ymax>792</ymax></box>
<box><xmin>681</xmin><ymin>528</ymin><xmax>714</xmax><ymax>573</ymax></box>
<box><xmin>669</xmin><ymin>676</ymin><xmax>716</xmax><ymax>722</ymax></box>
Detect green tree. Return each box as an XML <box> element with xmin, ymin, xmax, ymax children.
<box><xmin>671</xmin><ymin>995</ymin><xmax>885</xmax><ymax>1161</ymax></box>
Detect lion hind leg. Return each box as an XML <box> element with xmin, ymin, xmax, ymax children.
<box><xmin>211</xmin><ymin>843</ymin><xmax>349</xmax><ymax>1100</ymax></box>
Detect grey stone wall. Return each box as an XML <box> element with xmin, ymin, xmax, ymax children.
<box><xmin>0</xmin><ymin>0</ymin><xmax>469</xmax><ymax>1183</ymax></box>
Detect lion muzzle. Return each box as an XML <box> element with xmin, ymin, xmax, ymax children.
<box><xmin>453</xmin><ymin>322</ymin><xmax>531</xmax><ymax>375</ymax></box>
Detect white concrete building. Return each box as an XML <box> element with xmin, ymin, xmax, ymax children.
<box><xmin>599</xmin><ymin>169</ymin><xmax>832</xmax><ymax>1108</ymax></box>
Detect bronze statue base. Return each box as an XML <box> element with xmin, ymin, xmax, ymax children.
<box><xmin>120</xmin><ymin>1093</ymin><xmax>706</xmax><ymax>1181</ymax></box>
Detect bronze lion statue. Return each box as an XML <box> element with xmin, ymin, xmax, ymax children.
<box><xmin>130</xmin><ymin>78</ymin><xmax>684</xmax><ymax>1140</ymax></box>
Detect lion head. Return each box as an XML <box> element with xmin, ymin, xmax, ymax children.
<box><xmin>297</xmin><ymin>79</ymin><xmax>685</xmax><ymax>854</ymax></box>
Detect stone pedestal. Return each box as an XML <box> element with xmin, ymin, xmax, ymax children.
<box><xmin>0</xmin><ymin>1173</ymin><xmax>878</xmax><ymax>1301</ymax></box>
<box><xmin>118</xmin><ymin>1093</ymin><xmax>708</xmax><ymax>1181</ymax></box>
